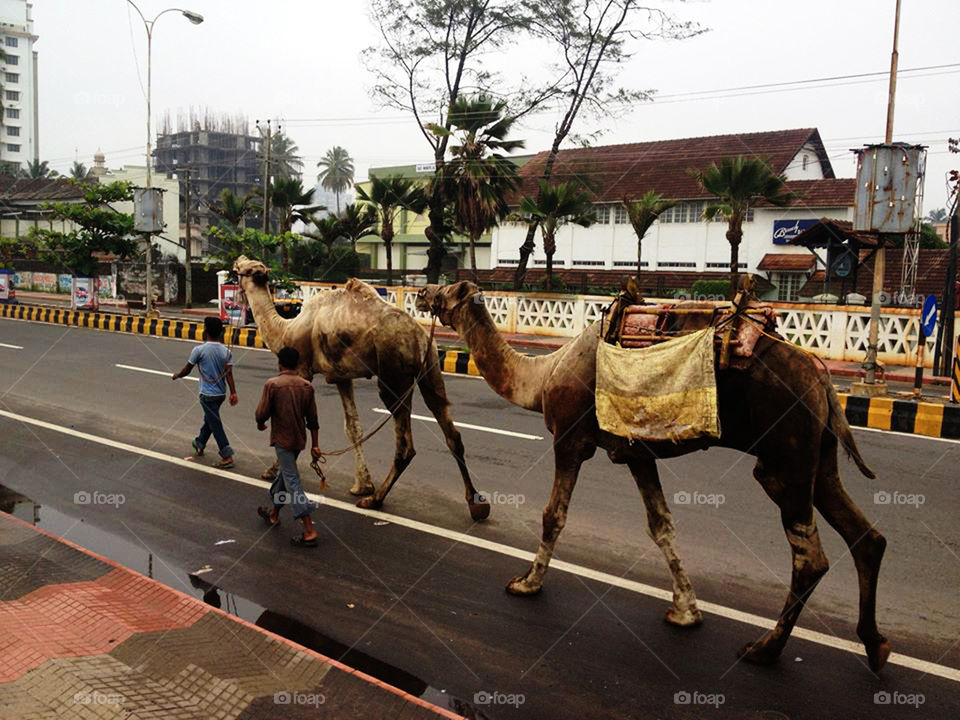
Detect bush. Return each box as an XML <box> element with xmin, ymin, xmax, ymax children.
<box><xmin>689</xmin><ymin>279</ymin><xmax>731</xmax><ymax>301</ymax></box>
<box><xmin>315</xmin><ymin>246</ymin><xmax>361</xmax><ymax>283</ymax></box>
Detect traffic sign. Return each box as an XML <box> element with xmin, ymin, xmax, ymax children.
<box><xmin>921</xmin><ymin>295</ymin><xmax>938</xmax><ymax>337</ymax></box>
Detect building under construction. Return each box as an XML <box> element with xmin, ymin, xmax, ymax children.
<box><xmin>154</xmin><ymin>110</ymin><xmax>263</xmax><ymax>246</ymax></box>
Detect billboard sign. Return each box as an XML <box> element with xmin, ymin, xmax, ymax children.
<box><xmin>772</xmin><ymin>219</ymin><xmax>818</xmax><ymax>245</ymax></box>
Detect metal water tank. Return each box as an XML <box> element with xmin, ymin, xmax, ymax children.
<box><xmin>133</xmin><ymin>187</ymin><xmax>165</xmax><ymax>234</ymax></box>
<box><xmin>852</xmin><ymin>143</ymin><xmax>925</xmax><ymax>234</ymax></box>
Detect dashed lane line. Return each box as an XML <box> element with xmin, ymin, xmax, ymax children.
<box><xmin>116</xmin><ymin>363</ymin><xmax>198</xmax><ymax>381</ymax></box>
<box><xmin>372</xmin><ymin>407</ymin><xmax>544</xmax><ymax>441</ymax></box>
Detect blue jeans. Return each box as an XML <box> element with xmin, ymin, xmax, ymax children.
<box><xmin>196</xmin><ymin>394</ymin><xmax>233</xmax><ymax>459</ymax></box>
<box><xmin>269</xmin><ymin>446</ymin><xmax>314</xmax><ymax>519</ymax></box>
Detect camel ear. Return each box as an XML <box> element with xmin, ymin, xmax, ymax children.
<box><xmin>456</xmin><ymin>282</ymin><xmax>470</xmax><ymax>300</ymax></box>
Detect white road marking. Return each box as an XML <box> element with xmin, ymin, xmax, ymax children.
<box><xmin>0</xmin><ymin>342</ymin><xmax>23</xmax><ymax>349</ymax></box>
<box><xmin>372</xmin><ymin>407</ymin><xmax>544</xmax><ymax>440</ymax></box>
<box><xmin>116</xmin><ymin>363</ymin><xmax>198</xmax><ymax>381</ymax></box>
<box><xmin>854</xmin><ymin>425</ymin><xmax>960</xmax><ymax>445</ymax></box>
<box><xmin>1</xmin><ymin>408</ymin><xmax>957</xmax><ymax>682</ymax></box>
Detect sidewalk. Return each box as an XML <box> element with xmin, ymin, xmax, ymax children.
<box><xmin>0</xmin><ymin>511</ymin><xmax>461</xmax><ymax>720</ymax></box>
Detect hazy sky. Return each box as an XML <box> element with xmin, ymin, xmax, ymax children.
<box><xmin>37</xmin><ymin>0</ymin><xmax>959</xmax><ymax>207</ymax></box>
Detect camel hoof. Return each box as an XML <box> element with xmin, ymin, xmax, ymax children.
<box><xmin>867</xmin><ymin>637</ymin><xmax>892</xmax><ymax>673</ymax></box>
<box><xmin>349</xmin><ymin>483</ymin><xmax>375</xmax><ymax>497</ymax></box>
<box><xmin>505</xmin><ymin>574</ymin><xmax>542</xmax><ymax>597</ymax></box>
<box><xmin>468</xmin><ymin>502</ymin><xmax>491</xmax><ymax>522</ymax></box>
<box><xmin>664</xmin><ymin>605</ymin><xmax>703</xmax><ymax>628</ymax></box>
<box><xmin>356</xmin><ymin>496</ymin><xmax>382</xmax><ymax>510</ymax></box>
<box><xmin>737</xmin><ymin>640</ymin><xmax>780</xmax><ymax>666</ymax></box>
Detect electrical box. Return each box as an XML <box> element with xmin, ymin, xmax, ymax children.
<box><xmin>853</xmin><ymin>143</ymin><xmax>925</xmax><ymax>234</ymax></box>
<box><xmin>133</xmin><ymin>187</ymin><xmax>165</xmax><ymax>234</ymax></box>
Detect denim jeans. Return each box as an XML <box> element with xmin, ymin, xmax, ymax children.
<box><xmin>269</xmin><ymin>446</ymin><xmax>314</xmax><ymax>519</ymax></box>
<box><xmin>195</xmin><ymin>394</ymin><xmax>233</xmax><ymax>459</ymax></box>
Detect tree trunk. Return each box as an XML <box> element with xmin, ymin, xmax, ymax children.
<box><xmin>336</xmin><ymin>190</ymin><xmax>341</xmax><ymax>215</ymax></box>
<box><xmin>383</xmin><ymin>221</ymin><xmax>394</xmax><ymax>286</ymax></box>
<box><xmin>469</xmin><ymin>230</ymin><xmax>479</xmax><ymax>281</ymax></box>
<box><xmin>513</xmin><ymin>141</ymin><xmax>563</xmax><ymax>289</ymax></box>
<box><xmin>727</xmin><ymin>225</ymin><xmax>743</xmax><ymax>299</ymax></box>
<box><xmin>425</xmin><ymin>195</ymin><xmax>446</xmax><ymax>285</ymax></box>
<box><xmin>544</xmin><ymin>232</ymin><xmax>556</xmax><ymax>291</ymax></box>
<box><xmin>637</xmin><ymin>235</ymin><xmax>643</xmax><ymax>280</ymax></box>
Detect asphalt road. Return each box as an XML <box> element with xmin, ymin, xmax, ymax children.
<box><xmin>0</xmin><ymin>317</ymin><xmax>958</xmax><ymax>719</ymax></box>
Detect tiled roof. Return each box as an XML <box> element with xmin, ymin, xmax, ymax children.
<box><xmin>514</xmin><ymin>128</ymin><xmax>832</xmax><ymax>203</ymax></box>
<box><xmin>778</xmin><ymin>178</ymin><xmax>857</xmax><ymax>209</ymax></box>
<box><xmin>790</xmin><ymin>218</ymin><xmax>880</xmax><ymax>247</ymax></box>
<box><xmin>0</xmin><ymin>176</ymin><xmax>91</xmax><ymax>203</ymax></box>
<box><xmin>757</xmin><ymin>253</ymin><xmax>816</xmax><ymax>271</ymax></box>
<box><xmin>799</xmin><ymin>248</ymin><xmax>953</xmax><ymax>300</ymax></box>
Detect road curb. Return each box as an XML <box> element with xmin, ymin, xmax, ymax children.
<box><xmin>837</xmin><ymin>393</ymin><xmax>960</xmax><ymax>440</ymax></box>
<box><xmin>0</xmin><ymin>302</ymin><xmax>265</xmax><ymax>349</ymax></box>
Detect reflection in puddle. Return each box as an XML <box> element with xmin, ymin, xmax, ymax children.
<box><xmin>0</xmin><ymin>484</ymin><xmax>492</xmax><ymax>719</ymax></box>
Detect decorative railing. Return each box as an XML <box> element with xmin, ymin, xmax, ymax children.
<box><xmin>292</xmin><ymin>281</ymin><xmax>959</xmax><ymax>369</ymax></box>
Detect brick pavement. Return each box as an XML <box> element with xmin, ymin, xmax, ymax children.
<box><xmin>0</xmin><ymin>512</ymin><xmax>462</xmax><ymax>720</ymax></box>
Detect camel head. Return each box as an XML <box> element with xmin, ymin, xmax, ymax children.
<box><xmin>233</xmin><ymin>255</ymin><xmax>270</xmax><ymax>288</ymax></box>
<box><xmin>416</xmin><ymin>281</ymin><xmax>482</xmax><ymax>328</ymax></box>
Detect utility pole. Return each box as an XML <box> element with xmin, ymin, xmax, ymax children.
<box><xmin>258</xmin><ymin>119</ymin><xmax>272</xmax><ymax>233</ymax></box>
<box><xmin>183</xmin><ymin>167</ymin><xmax>193</xmax><ymax>308</ymax></box>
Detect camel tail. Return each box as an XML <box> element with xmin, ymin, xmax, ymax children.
<box><xmin>823</xmin><ymin>375</ymin><xmax>876</xmax><ymax>479</ymax></box>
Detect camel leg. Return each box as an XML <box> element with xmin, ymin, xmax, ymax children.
<box><xmin>417</xmin><ymin>360</ymin><xmax>489</xmax><ymax>522</ymax></box>
<box><xmin>506</xmin><ymin>444</ymin><xmax>587</xmax><ymax>596</ymax></box>
<box><xmin>739</xmin><ymin>458</ymin><xmax>829</xmax><ymax>665</ymax></box>
<box><xmin>356</xmin><ymin>380</ymin><xmax>416</xmax><ymax>510</ymax></box>
<box><xmin>627</xmin><ymin>458</ymin><xmax>702</xmax><ymax>628</ymax></box>
<box><xmin>814</xmin><ymin>435</ymin><xmax>890</xmax><ymax>672</ymax></box>
<box><xmin>335</xmin><ymin>380</ymin><xmax>374</xmax><ymax>496</ymax></box>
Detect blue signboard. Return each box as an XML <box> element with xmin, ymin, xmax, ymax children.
<box><xmin>921</xmin><ymin>295</ymin><xmax>938</xmax><ymax>337</ymax></box>
<box><xmin>772</xmin><ymin>219</ymin><xmax>818</xmax><ymax>245</ymax></box>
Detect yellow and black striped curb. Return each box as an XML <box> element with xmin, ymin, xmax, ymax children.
<box><xmin>838</xmin><ymin>394</ymin><xmax>960</xmax><ymax>440</ymax></box>
<box><xmin>436</xmin><ymin>349</ymin><xmax>480</xmax><ymax>377</ymax></box>
<box><xmin>0</xmin><ymin>303</ymin><xmax>265</xmax><ymax>349</ymax></box>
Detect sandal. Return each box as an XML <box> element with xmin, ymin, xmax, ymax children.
<box><xmin>290</xmin><ymin>534</ymin><xmax>318</xmax><ymax>548</ymax></box>
<box><xmin>213</xmin><ymin>457</ymin><xmax>235</xmax><ymax>469</ymax></box>
<box><xmin>191</xmin><ymin>439</ymin><xmax>204</xmax><ymax>457</ymax></box>
<box><xmin>257</xmin><ymin>506</ymin><xmax>280</xmax><ymax>527</ymax></box>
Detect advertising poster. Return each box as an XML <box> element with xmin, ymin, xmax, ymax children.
<box><xmin>98</xmin><ymin>275</ymin><xmax>113</xmax><ymax>299</ymax></box>
<box><xmin>58</xmin><ymin>274</ymin><xmax>72</xmax><ymax>293</ymax></box>
<box><xmin>0</xmin><ymin>270</ymin><xmax>10</xmax><ymax>301</ymax></box>
<box><xmin>71</xmin><ymin>277</ymin><xmax>99</xmax><ymax>310</ymax></box>
<box><xmin>13</xmin><ymin>271</ymin><xmax>31</xmax><ymax>290</ymax></box>
<box><xmin>219</xmin><ymin>283</ymin><xmax>244</xmax><ymax>325</ymax></box>
<box><xmin>33</xmin><ymin>272</ymin><xmax>57</xmax><ymax>292</ymax></box>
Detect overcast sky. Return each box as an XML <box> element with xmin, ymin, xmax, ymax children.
<box><xmin>36</xmin><ymin>0</ymin><xmax>959</xmax><ymax>208</ymax></box>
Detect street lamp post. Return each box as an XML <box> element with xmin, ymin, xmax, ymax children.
<box><xmin>126</xmin><ymin>2</ymin><xmax>203</xmax><ymax>313</ymax></box>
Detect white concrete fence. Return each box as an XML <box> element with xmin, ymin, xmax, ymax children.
<box><xmin>297</xmin><ymin>282</ymin><xmax>959</xmax><ymax>369</ymax></box>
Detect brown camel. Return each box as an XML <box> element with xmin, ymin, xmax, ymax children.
<box><xmin>417</xmin><ymin>281</ymin><xmax>890</xmax><ymax>672</ymax></box>
<box><xmin>233</xmin><ymin>257</ymin><xmax>489</xmax><ymax>520</ymax></box>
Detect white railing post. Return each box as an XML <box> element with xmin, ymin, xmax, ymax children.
<box><xmin>573</xmin><ymin>296</ymin><xmax>586</xmax><ymax>334</ymax></box>
<box><xmin>828</xmin><ymin>307</ymin><xmax>848</xmax><ymax>360</ymax></box>
<box><xmin>506</xmin><ymin>294</ymin><xmax>519</xmax><ymax>334</ymax></box>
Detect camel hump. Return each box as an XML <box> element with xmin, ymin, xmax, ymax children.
<box><xmin>344</xmin><ymin>277</ymin><xmax>381</xmax><ymax>300</ymax></box>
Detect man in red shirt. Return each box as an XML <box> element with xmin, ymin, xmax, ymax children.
<box><xmin>255</xmin><ymin>346</ymin><xmax>321</xmax><ymax>547</ymax></box>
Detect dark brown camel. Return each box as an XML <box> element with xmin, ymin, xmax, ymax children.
<box><xmin>417</xmin><ymin>280</ymin><xmax>890</xmax><ymax>673</ymax></box>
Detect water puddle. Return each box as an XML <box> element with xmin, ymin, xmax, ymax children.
<box><xmin>0</xmin><ymin>484</ymin><xmax>493</xmax><ymax>718</ymax></box>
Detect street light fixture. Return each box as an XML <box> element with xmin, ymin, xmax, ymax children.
<box><xmin>126</xmin><ymin>1</ymin><xmax>203</xmax><ymax>313</ymax></box>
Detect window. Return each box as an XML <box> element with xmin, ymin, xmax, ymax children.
<box><xmin>5</xmin><ymin>90</ymin><xmax>18</xmax><ymax>101</ymax></box>
<box><xmin>706</xmin><ymin>262</ymin><xmax>746</xmax><ymax>269</ymax></box>
<box><xmin>593</xmin><ymin>205</ymin><xmax>610</xmax><ymax>224</ymax></box>
<box><xmin>657</xmin><ymin>261</ymin><xmax>697</xmax><ymax>269</ymax></box>
<box><xmin>4</xmin><ymin>72</ymin><xmax>18</xmax><ymax>83</ymax></box>
<box><xmin>687</xmin><ymin>201</ymin><xmax>705</xmax><ymax>222</ymax></box>
<box><xmin>5</xmin><ymin>108</ymin><xmax>18</xmax><ymax>119</ymax></box>
<box><xmin>572</xmin><ymin>260</ymin><xmax>605</xmax><ymax>267</ymax></box>
<box><xmin>745</xmin><ymin>207</ymin><xmax>754</xmax><ymax>222</ymax></box>
<box><xmin>498</xmin><ymin>259</ymin><xmax>520</xmax><ymax>265</ymax></box>
<box><xmin>802</xmin><ymin>154</ymin><xmax>809</xmax><ymax>171</ymax></box>
<box><xmin>5</xmin><ymin>37</ymin><xmax>17</xmax><ymax>48</ymax></box>
<box><xmin>614</xmin><ymin>205</ymin><xmax>629</xmax><ymax>224</ymax></box>
<box><xmin>6</xmin><ymin>126</ymin><xmax>19</xmax><ymax>137</ymax></box>
<box><xmin>775</xmin><ymin>272</ymin><xmax>804</xmax><ymax>302</ymax></box>
<box><xmin>4</xmin><ymin>54</ymin><xmax>17</xmax><ymax>65</ymax></box>
<box><xmin>534</xmin><ymin>259</ymin><xmax>566</xmax><ymax>266</ymax></box>
<box><xmin>6</xmin><ymin>143</ymin><xmax>19</xmax><ymax>152</ymax></box>
<box><xmin>614</xmin><ymin>260</ymin><xmax>647</xmax><ymax>268</ymax></box>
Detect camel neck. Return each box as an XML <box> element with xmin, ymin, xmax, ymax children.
<box><xmin>240</xmin><ymin>279</ymin><xmax>289</xmax><ymax>351</ymax></box>
<box><xmin>453</xmin><ymin>300</ymin><xmax>555</xmax><ymax>413</ymax></box>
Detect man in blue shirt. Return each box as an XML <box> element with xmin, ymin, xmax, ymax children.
<box><xmin>172</xmin><ymin>317</ymin><xmax>238</xmax><ymax>468</ymax></box>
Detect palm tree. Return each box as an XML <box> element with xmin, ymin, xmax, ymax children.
<box><xmin>316</xmin><ymin>146</ymin><xmax>354</xmax><ymax>213</ymax></box>
<box><xmin>692</xmin><ymin>156</ymin><xmax>793</xmax><ymax>296</ymax></box>
<box><xmin>22</xmin><ymin>159</ymin><xmax>55</xmax><ymax>179</ymax></box>
<box><xmin>926</xmin><ymin>207</ymin><xmax>948</xmax><ymax>223</ymax></box>
<box><xmin>269</xmin><ymin>177</ymin><xmax>323</xmax><ymax>271</ymax></box>
<box><xmin>304</xmin><ymin>214</ymin><xmax>344</xmax><ymax>252</ymax></box>
<box><xmin>623</xmin><ymin>192</ymin><xmax>676</xmax><ymax>279</ymax></box>
<box><xmin>210</xmin><ymin>188</ymin><xmax>256</xmax><ymax>231</ymax></box>
<box><xmin>518</xmin><ymin>180</ymin><xmax>595</xmax><ymax>290</ymax></box>
<box><xmin>69</xmin><ymin>161</ymin><xmax>88</xmax><ymax>180</ymax></box>
<box><xmin>356</xmin><ymin>174</ymin><xmax>427</xmax><ymax>285</ymax></box>
<box><xmin>266</xmin><ymin>132</ymin><xmax>304</xmax><ymax>181</ymax></box>
<box><xmin>336</xmin><ymin>203</ymin><xmax>378</xmax><ymax>251</ymax></box>
<box><xmin>429</xmin><ymin>95</ymin><xmax>524</xmax><ymax>278</ymax></box>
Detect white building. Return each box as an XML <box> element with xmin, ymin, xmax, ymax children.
<box><xmin>0</xmin><ymin>0</ymin><xmax>37</xmax><ymax>173</ymax></box>
<box><xmin>492</xmin><ymin>129</ymin><xmax>854</xmax><ymax>300</ymax></box>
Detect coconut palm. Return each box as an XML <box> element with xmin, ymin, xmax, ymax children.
<box><xmin>304</xmin><ymin>214</ymin><xmax>344</xmax><ymax>252</ymax></box>
<box><xmin>269</xmin><ymin>177</ymin><xmax>324</xmax><ymax>271</ymax></box>
<box><xmin>623</xmin><ymin>192</ymin><xmax>676</xmax><ymax>279</ymax></box>
<box><xmin>316</xmin><ymin>146</ymin><xmax>354</xmax><ymax>214</ymax></box>
<box><xmin>356</xmin><ymin>175</ymin><xmax>427</xmax><ymax>285</ymax></box>
<box><xmin>266</xmin><ymin>132</ymin><xmax>304</xmax><ymax>181</ymax></box>
<box><xmin>69</xmin><ymin>161</ymin><xmax>88</xmax><ymax>180</ymax></box>
<box><xmin>518</xmin><ymin>180</ymin><xmax>595</xmax><ymax>290</ymax></box>
<box><xmin>22</xmin><ymin>159</ymin><xmax>56</xmax><ymax>179</ymax></box>
<box><xmin>429</xmin><ymin>95</ymin><xmax>524</xmax><ymax>278</ymax></box>
<box><xmin>692</xmin><ymin>156</ymin><xmax>793</xmax><ymax>296</ymax></box>
<box><xmin>336</xmin><ymin>202</ymin><xmax>378</xmax><ymax>251</ymax></box>
<box><xmin>926</xmin><ymin>207</ymin><xmax>948</xmax><ymax>223</ymax></box>
<box><xmin>210</xmin><ymin>188</ymin><xmax>256</xmax><ymax>231</ymax></box>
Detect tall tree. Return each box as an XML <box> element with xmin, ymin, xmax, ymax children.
<box><xmin>210</xmin><ymin>188</ymin><xmax>256</xmax><ymax>231</ymax></box>
<box><xmin>926</xmin><ymin>207</ymin><xmax>948</xmax><ymax>223</ymax></box>
<box><xmin>518</xmin><ymin>179</ymin><xmax>595</xmax><ymax>290</ymax></box>
<box><xmin>336</xmin><ymin>202</ymin><xmax>379</xmax><ymax>251</ymax></box>
<box><xmin>356</xmin><ymin>174</ymin><xmax>427</xmax><ymax>285</ymax></box>
<box><xmin>304</xmin><ymin>214</ymin><xmax>345</xmax><ymax>252</ymax></box>
<box><xmin>511</xmin><ymin>0</ymin><xmax>702</xmax><ymax>288</ymax></box>
<box><xmin>365</xmin><ymin>0</ymin><xmax>560</xmax><ymax>283</ymax></box>
<box><xmin>269</xmin><ymin>177</ymin><xmax>323</xmax><ymax>270</ymax></box>
<box><xmin>622</xmin><ymin>191</ymin><xmax>676</xmax><ymax>279</ymax></box>
<box><xmin>267</xmin><ymin>132</ymin><xmax>304</xmax><ymax>180</ymax></box>
<box><xmin>69</xmin><ymin>161</ymin><xmax>88</xmax><ymax>180</ymax></box>
<box><xmin>430</xmin><ymin>95</ymin><xmax>524</xmax><ymax>278</ymax></box>
<box><xmin>692</xmin><ymin>156</ymin><xmax>793</xmax><ymax>297</ymax></box>
<box><xmin>316</xmin><ymin>146</ymin><xmax>354</xmax><ymax>213</ymax></box>
<box><xmin>22</xmin><ymin>159</ymin><xmax>56</xmax><ymax>179</ymax></box>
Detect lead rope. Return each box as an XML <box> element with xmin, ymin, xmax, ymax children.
<box><xmin>309</xmin><ymin>316</ymin><xmax>439</xmax><ymax>490</ymax></box>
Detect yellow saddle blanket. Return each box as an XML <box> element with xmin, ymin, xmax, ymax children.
<box><xmin>595</xmin><ymin>327</ymin><xmax>720</xmax><ymax>443</ymax></box>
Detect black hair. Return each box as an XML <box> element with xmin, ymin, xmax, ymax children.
<box><xmin>278</xmin><ymin>346</ymin><xmax>300</xmax><ymax>370</ymax></box>
<box><xmin>203</xmin><ymin>316</ymin><xmax>224</xmax><ymax>340</ymax></box>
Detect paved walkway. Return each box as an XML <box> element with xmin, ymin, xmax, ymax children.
<box><xmin>0</xmin><ymin>512</ymin><xmax>461</xmax><ymax>720</ymax></box>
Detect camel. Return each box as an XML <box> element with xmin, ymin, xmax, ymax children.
<box><xmin>416</xmin><ymin>281</ymin><xmax>890</xmax><ymax>672</ymax></box>
<box><xmin>233</xmin><ymin>257</ymin><xmax>489</xmax><ymax>521</ymax></box>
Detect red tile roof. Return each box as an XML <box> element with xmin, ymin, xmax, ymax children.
<box><xmin>757</xmin><ymin>253</ymin><xmax>816</xmax><ymax>271</ymax></box>
<box><xmin>514</xmin><ymin>128</ymin><xmax>835</xmax><ymax>203</ymax></box>
<box><xmin>778</xmin><ymin>178</ymin><xmax>856</xmax><ymax>209</ymax></box>
<box><xmin>0</xmin><ymin>176</ymin><xmax>91</xmax><ymax>202</ymax></box>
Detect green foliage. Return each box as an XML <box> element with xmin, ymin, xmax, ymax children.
<box><xmin>205</xmin><ymin>226</ymin><xmax>292</xmax><ymax>272</ymax></box>
<box><xmin>357</xmin><ymin>174</ymin><xmax>427</xmax><ymax>284</ymax></box>
<box><xmin>690</xmin><ymin>279</ymin><xmax>731</xmax><ymax>299</ymax></box>
<box><xmin>336</xmin><ymin>203</ymin><xmax>378</xmax><ymax>249</ymax></box>
<box><xmin>0</xmin><ymin>236</ymin><xmax>34</xmax><ymax>269</ymax></box>
<box><xmin>623</xmin><ymin>191</ymin><xmax>676</xmax><ymax>276</ymax></box>
<box><xmin>69</xmin><ymin>161</ymin><xmax>88</xmax><ymax>180</ymax></box>
<box><xmin>210</xmin><ymin>188</ymin><xmax>255</xmax><ymax>231</ymax></box>
<box><xmin>919</xmin><ymin>222</ymin><xmax>948</xmax><ymax>249</ymax></box>
<box><xmin>314</xmin><ymin>246</ymin><xmax>362</xmax><ymax>283</ymax></box>
<box><xmin>22</xmin><ymin>159</ymin><xmax>57</xmax><ymax>179</ymax></box>
<box><xmin>518</xmin><ymin>179</ymin><xmax>595</xmax><ymax>285</ymax></box>
<box><xmin>266</xmin><ymin>132</ymin><xmax>304</xmax><ymax>181</ymax></box>
<box><xmin>30</xmin><ymin>180</ymin><xmax>137</xmax><ymax>277</ymax></box>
